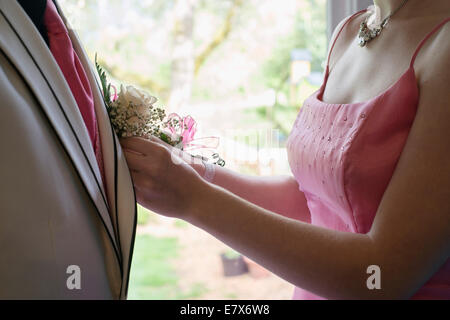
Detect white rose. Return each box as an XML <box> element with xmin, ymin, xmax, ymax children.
<box><xmin>126</xmin><ymin>85</ymin><xmax>157</xmax><ymax>106</ymax></box>
<box><xmin>114</xmin><ymin>85</ymin><xmax>158</xmax><ymax>118</ymax></box>
<box><xmin>140</xmin><ymin>90</ymin><xmax>158</xmax><ymax>106</ymax></box>
<box><xmin>109</xmin><ymin>84</ymin><xmax>164</xmax><ymax>138</ymax></box>
<box><xmin>124</xmin><ymin>86</ymin><xmax>144</xmax><ymax>106</ymax></box>
<box><xmin>116</xmin><ymin>84</ymin><xmax>129</xmax><ymax>107</ymax></box>
<box><xmin>117</xmin><ymin>84</ymin><xmax>157</xmax><ymax>106</ymax></box>
<box><xmin>135</xmin><ymin>104</ymin><xmax>150</xmax><ymax>118</ymax></box>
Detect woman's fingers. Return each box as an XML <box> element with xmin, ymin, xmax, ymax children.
<box><xmin>119</xmin><ymin>133</ymin><xmax>206</xmax><ymax>219</ymax></box>
<box><xmin>120</xmin><ymin>136</ymin><xmax>164</xmax><ymax>155</ymax></box>
<box><xmin>145</xmin><ymin>135</ymin><xmax>183</xmax><ymax>157</ymax></box>
<box><xmin>122</xmin><ymin>138</ymin><xmax>173</xmax><ymax>183</ymax></box>
<box><xmin>146</xmin><ymin>134</ymin><xmax>170</xmax><ymax>147</ymax></box>
<box><xmin>120</xmin><ymin>136</ymin><xmax>197</xmax><ymax>167</ymax></box>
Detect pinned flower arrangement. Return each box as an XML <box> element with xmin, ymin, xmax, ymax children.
<box><xmin>95</xmin><ymin>55</ymin><xmax>225</xmax><ymax>166</ymax></box>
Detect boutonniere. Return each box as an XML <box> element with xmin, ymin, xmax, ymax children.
<box><xmin>95</xmin><ymin>55</ymin><xmax>225</xmax><ymax>166</ymax></box>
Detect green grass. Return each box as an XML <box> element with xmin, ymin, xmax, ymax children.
<box><xmin>127</xmin><ymin>234</ymin><xmax>209</xmax><ymax>300</ymax></box>
<box><xmin>173</xmin><ymin>219</ymin><xmax>189</xmax><ymax>229</ymax></box>
<box><xmin>137</xmin><ymin>205</ymin><xmax>160</xmax><ymax>225</ymax></box>
<box><xmin>128</xmin><ymin>234</ymin><xmax>178</xmax><ymax>299</ymax></box>
<box><xmin>225</xmin><ymin>292</ymin><xmax>238</xmax><ymax>299</ymax></box>
<box><xmin>176</xmin><ymin>282</ymin><xmax>208</xmax><ymax>299</ymax></box>
<box><xmin>137</xmin><ymin>206</ymin><xmax>150</xmax><ymax>225</ymax></box>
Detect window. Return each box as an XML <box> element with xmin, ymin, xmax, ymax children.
<box><xmin>59</xmin><ymin>0</ymin><xmax>358</xmax><ymax>300</ymax></box>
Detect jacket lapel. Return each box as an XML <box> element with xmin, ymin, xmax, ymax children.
<box><xmin>55</xmin><ymin>2</ymin><xmax>138</xmax><ymax>298</ymax></box>
<box><xmin>67</xmin><ymin>26</ymin><xmax>121</xmax><ymax>250</ymax></box>
<box><xmin>0</xmin><ymin>0</ymin><xmax>121</xmax><ymax>268</ymax></box>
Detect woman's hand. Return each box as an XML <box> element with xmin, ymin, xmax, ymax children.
<box><xmin>120</xmin><ymin>136</ymin><xmax>208</xmax><ymax>219</ymax></box>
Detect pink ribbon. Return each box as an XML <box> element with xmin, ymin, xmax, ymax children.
<box><xmin>110</xmin><ymin>84</ymin><xmax>118</xmax><ymax>102</ymax></box>
<box><xmin>184</xmin><ymin>137</ymin><xmax>220</xmax><ymax>151</ymax></box>
<box><xmin>166</xmin><ymin>113</ymin><xmax>220</xmax><ymax>151</ymax></box>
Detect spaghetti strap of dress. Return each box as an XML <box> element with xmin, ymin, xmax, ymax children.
<box><xmin>410</xmin><ymin>18</ymin><xmax>450</xmax><ymax>67</ymax></box>
<box><xmin>325</xmin><ymin>9</ymin><xmax>367</xmax><ymax>74</ymax></box>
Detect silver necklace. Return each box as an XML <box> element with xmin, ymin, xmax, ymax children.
<box><xmin>358</xmin><ymin>0</ymin><xmax>410</xmax><ymax>47</ymax></box>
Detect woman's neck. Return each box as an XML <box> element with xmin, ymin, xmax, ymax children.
<box><xmin>373</xmin><ymin>0</ymin><xmax>408</xmax><ymax>17</ymax></box>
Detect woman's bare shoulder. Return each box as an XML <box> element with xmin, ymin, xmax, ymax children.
<box><xmin>327</xmin><ymin>11</ymin><xmax>368</xmax><ymax>69</ymax></box>
<box><xmin>413</xmin><ymin>19</ymin><xmax>450</xmax><ymax>134</ymax></box>
<box><xmin>415</xmin><ymin>19</ymin><xmax>450</xmax><ymax>89</ymax></box>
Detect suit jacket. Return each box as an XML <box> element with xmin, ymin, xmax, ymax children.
<box><xmin>0</xmin><ymin>0</ymin><xmax>137</xmax><ymax>299</ymax></box>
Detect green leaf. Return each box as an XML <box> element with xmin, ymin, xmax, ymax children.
<box><xmin>95</xmin><ymin>53</ymin><xmax>112</xmax><ymax>107</ymax></box>
<box><xmin>159</xmin><ymin>132</ymin><xmax>170</xmax><ymax>144</ymax></box>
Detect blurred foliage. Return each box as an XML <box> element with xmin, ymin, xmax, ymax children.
<box><xmin>62</xmin><ymin>0</ymin><xmax>326</xmax><ymax>110</ymax></box>
<box><xmin>174</xmin><ymin>219</ymin><xmax>189</xmax><ymax>228</ymax></box>
<box><xmin>194</xmin><ymin>0</ymin><xmax>244</xmax><ymax>74</ymax></box>
<box><xmin>238</xmin><ymin>79</ymin><xmax>319</xmax><ymax>136</ymax></box>
<box><xmin>262</xmin><ymin>0</ymin><xmax>327</xmax><ymax>91</ymax></box>
<box><xmin>137</xmin><ymin>206</ymin><xmax>149</xmax><ymax>225</ymax></box>
<box><xmin>223</xmin><ymin>248</ymin><xmax>242</xmax><ymax>259</ymax></box>
<box><xmin>61</xmin><ymin>0</ymin><xmax>328</xmax><ymax>178</ymax></box>
<box><xmin>137</xmin><ymin>205</ymin><xmax>160</xmax><ymax>225</ymax></box>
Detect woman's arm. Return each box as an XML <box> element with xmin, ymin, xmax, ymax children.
<box><xmin>191</xmin><ymin>163</ymin><xmax>311</xmax><ymax>223</ymax></box>
<box><xmin>150</xmin><ymin>143</ymin><xmax>311</xmax><ymax>222</ymax></box>
<box><xmin>188</xmin><ymin>181</ymin><xmax>377</xmax><ymax>299</ymax></box>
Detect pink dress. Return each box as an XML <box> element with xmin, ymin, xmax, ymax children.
<box><xmin>286</xmin><ymin>11</ymin><xmax>450</xmax><ymax>300</ymax></box>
